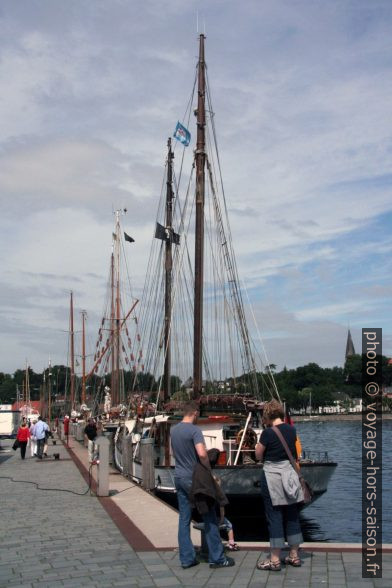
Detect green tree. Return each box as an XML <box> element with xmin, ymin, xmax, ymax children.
<box><xmin>0</xmin><ymin>375</ymin><xmax>17</xmax><ymax>404</ymax></box>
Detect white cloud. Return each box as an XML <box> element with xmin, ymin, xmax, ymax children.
<box><xmin>295</xmin><ymin>300</ymin><xmax>373</xmax><ymax>322</ymax></box>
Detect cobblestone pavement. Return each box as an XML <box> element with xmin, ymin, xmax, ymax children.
<box><xmin>0</xmin><ymin>439</ymin><xmax>390</xmax><ymax>587</ymax></box>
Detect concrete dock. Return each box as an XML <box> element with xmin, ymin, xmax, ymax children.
<box><xmin>0</xmin><ymin>435</ymin><xmax>390</xmax><ymax>588</ymax></box>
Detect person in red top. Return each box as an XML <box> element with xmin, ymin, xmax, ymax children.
<box><xmin>16</xmin><ymin>421</ymin><xmax>31</xmax><ymax>460</ymax></box>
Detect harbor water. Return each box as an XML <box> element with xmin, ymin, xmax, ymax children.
<box><xmin>230</xmin><ymin>419</ymin><xmax>391</xmax><ymax>542</ymax></box>
<box><xmin>296</xmin><ymin>419</ymin><xmax>391</xmax><ymax>543</ymax></box>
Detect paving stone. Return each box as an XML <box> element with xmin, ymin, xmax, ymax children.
<box><xmin>0</xmin><ymin>440</ymin><xmax>157</xmax><ymax>588</ymax></box>
<box><xmin>113</xmin><ymin>580</ymin><xmax>139</xmax><ymax>588</ymax></box>
<box><xmin>32</xmin><ymin>581</ymin><xmax>65</xmax><ymax>588</ymax></box>
<box><xmin>345</xmin><ymin>582</ymin><xmax>375</xmax><ymax>587</ymax></box>
<box><xmin>181</xmin><ymin>581</ymin><xmax>209</xmax><ymax>587</ymax></box>
<box><xmin>3</xmin><ymin>438</ymin><xmax>388</xmax><ymax>588</ymax></box>
<box><xmin>153</xmin><ymin>579</ymin><xmax>182</xmax><ymax>587</ymax></box>
<box><xmin>146</xmin><ymin>563</ymin><xmax>171</xmax><ymax>572</ymax></box>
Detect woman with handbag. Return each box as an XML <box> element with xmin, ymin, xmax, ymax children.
<box><xmin>255</xmin><ymin>399</ymin><xmax>303</xmax><ymax>571</ymax></box>
<box><xmin>16</xmin><ymin>421</ymin><xmax>31</xmax><ymax>460</ymax></box>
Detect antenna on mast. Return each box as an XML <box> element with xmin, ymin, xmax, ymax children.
<box><xmin>196</xmin><ymin>10</ymin><xmax>199</xmax><ymax>34</ymax></box>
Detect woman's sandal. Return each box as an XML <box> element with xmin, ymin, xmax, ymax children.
<box><xmin>256</xmin><ymin>559</ymin><xmax>281</xmax><ymax>571</ymax></box>
<box><xmin>227</xmin><ymin>543</ymin><xmax>240</xmax><ymax>551</ymax></box>
<box><xmin>284</xmin><ymin>555</ymin><xmax>302</xmax><ymax>567</ymax></box>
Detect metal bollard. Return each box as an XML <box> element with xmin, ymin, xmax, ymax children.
<box><xmin>140</xmin><ymin>437</ymin><xmax>155</xmax><ymax>491</ymax></box>
<box><xmin>95</xmin><ymin>436</ymin><xmax>109</xmax><ymax>497</ymax></box>
<box><xmin>75</xmin><ymin>424</ymin><xmax>84</xmax><ymax>442</ymax></box>
<box><xmin>122</xmin><ymin>434</ymin><xmax>132</xmax><ymax>477</ymax></box>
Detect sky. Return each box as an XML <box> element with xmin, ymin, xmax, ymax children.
<box><xmin>0</xmin><ymin>0</ymin><xmax>391</xmax><ymax>377</ymax></box>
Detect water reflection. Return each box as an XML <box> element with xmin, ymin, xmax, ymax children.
<box><xmin>299</xmin><ymin>513</ymin><xmax>327</xmax><ymax>542</ymax></box>
<box><xmin>225</xmin><ymin>511</ymin><xmax>326</xmax><ymax>542</ymax></box>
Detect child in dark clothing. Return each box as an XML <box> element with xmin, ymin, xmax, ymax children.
<box><xmin>207</xmin><ymin>449</ymin><xmax>240</xmax><ymax>551</ymax></box>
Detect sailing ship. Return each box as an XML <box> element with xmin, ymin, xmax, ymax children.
<box><xmin>83</xmin><ymin>210</ymin><xmax>143</xmax><ymax>419</ymax></box>
<box><xmin>17</xmin><ymin>363</ymin><xmax>40</xmax><ymax>423</ymax></box>
<box><xmin>112</xmin><ymin>34</ymin><xmax>337</xmax><ymax>507</ymax></box>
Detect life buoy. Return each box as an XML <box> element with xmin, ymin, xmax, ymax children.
<box><xmin>236</xmin><ymin>428</ymin><xmax>258</xmax><ymax>449</ymax></box>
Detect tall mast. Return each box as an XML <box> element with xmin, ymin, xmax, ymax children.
<box><xmin>193</xmin><ymin>34</ymin><xmax>206</xmax><ymax>399</ymax></box>
<box><xmin>110</xmin><ymin>251</ymin><xmax>116</xmax><ymax>405</ymax></box>
<box><xmin>70</xmin><ymin>291</ymin><xmax>75</xmax><ymax>411</ymax></box>
<box><xmin>163</xmin><ymin>138</ymin><xmax>174</xmax><ymax>401</ymax></box>
<box><xmin>115</xmin><ymin>212</ymin><xmax>121</xmax><ymax>404</ymax></box>
<box><xmin>109</xmin><ymin>211</ymin><xmax>122</xmax><ymax>407</ymax></box>
<box><xmin>81</xmin><ymin>310</ymin><xmax>87</xmax><ymax>405</ymax></box>
<box><xmin>25</xmin><ymin>363</ymin><xmax>30</xmax><ymax>408</ymax></box>
<box><xmin>40</xmin><ymin>371</ymin><xmax>45</xmax><ymax>418</ymax></box>
<box><xmin>16</xmin><ymin>384</ymin><xmax>21</xmax><ymax>411</ymax></box>
<box><xmin>48</xmin><ymin>359</ymin><xmax>52</xmax><ymax>425</ymax></box>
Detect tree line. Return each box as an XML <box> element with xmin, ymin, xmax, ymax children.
<box><xmin>1</xmin><ymin>354</ymin><xmax>391</xmax><ymax>409</ymax></box>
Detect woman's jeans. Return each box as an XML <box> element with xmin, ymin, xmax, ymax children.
<box><xmin>261</xmin><ymin>470</ymin><xmax>303</xmax><ymax>549</ymax></box>
<box><xmin>175</xmin><ymin>476</ymin><xmax>225</xmax><ymax>566</ymax></box>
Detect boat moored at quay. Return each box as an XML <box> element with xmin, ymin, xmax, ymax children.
<box><xmin>72</xmin><ymin>34</ymin><xmax>337</xmax><ymax>512</ymax></box>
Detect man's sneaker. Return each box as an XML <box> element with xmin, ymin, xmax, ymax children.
<box><xmin>181</xmin><ymin>560</ymin><xmax>200</xmax><ymax>569</ymax></box>
<box><xmin>210</xmin><ymin>557</ymin><xmax>235</xmax><ymax>568</ymax></box>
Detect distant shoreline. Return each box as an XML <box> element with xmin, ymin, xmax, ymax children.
<box><xmin>294</xmin><ymin>413</ymin><xmax>392</xmax><ymax>422</ymax></box>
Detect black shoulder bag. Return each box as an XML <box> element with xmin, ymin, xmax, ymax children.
<box><xmin>272</xmin><ymin>425</ymin><xmax>313</xmax><ymax>504</ymax></box>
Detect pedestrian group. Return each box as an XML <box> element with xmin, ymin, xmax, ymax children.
<box><xmin>171</xmin><ymin>398</ymin><xmax>305</xmax><ymax>572</ymax></box>
<box><xmin>15</xmin><ymin>415</ymin><xmax>51</xmax><ymax>459</ymax></box>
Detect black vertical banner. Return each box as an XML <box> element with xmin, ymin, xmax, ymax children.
<box><xmin>362</xmin><ymin>328</ymin><xmax>382</xmax><ymax>578</ymax></box>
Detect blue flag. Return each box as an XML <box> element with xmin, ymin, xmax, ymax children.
<box><xmin>173</xmin><ymin>121</ymin><xmax>191</xmax><ymax>147</ymax></box>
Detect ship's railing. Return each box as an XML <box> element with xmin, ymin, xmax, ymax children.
<box><xmin>301</xmin><ymin>450</ymin><xmax>331</xmax><ymax>462</ymax></box>
<box><xmin>220</xmin><ymin>443</ymin><xmax>332</xmax><ymax>465</ymax></box>
<box><xmin>223</xmin><ymin>439</ymin><xmax>256</xmax><ymax>465</ymax></box>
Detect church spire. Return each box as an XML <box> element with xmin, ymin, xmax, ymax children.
<box><xmin>345</xmin><ymin>329</ymin><xmax>355</xmax><ymax>359</ymax></box>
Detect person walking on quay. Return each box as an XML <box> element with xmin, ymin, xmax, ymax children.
<box><xmin>29</xmin><ymin>419</ymin><xmax>37</xmax><ymax>457</ymax></box>
<box><xmin>255</xmin><ymin>399</ymin><xmax>303</xmax><ymax>571</ymax></box>
<box><xmin>43</xmin><ymin>420</ymin><xmax>52</xmax><ymax>457</ymax></box>
<box><xmin>16</xmin><ymin>420</ymin><xmax>31</xmax><ymax>460</ymax></box>
<box><xmin>84</xmin><ymin>418</ymin><xmax>97</xmax><ymax>463</ymax></box>
<box><xmin>33</xmin><ymin>416</ymin><xmax>49</xmax><ymax>460</ymax></box>
<box><xmin>63</xmin><ymin>415</ymin><xmax>70</xmax><ymax>444</ymax></box>
<box><xmin>170</xmin><ymin>401</ymin><xmax>234</xmax><ymax>570</ymax></box>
